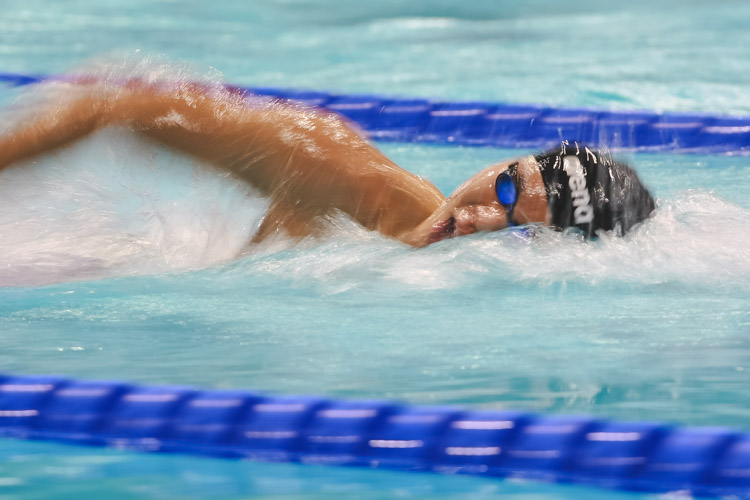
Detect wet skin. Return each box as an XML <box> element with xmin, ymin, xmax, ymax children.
<box><xmin>0</xmin><ymin>80</ymin><xmax>549</xmax><ymax>247</ymax></box>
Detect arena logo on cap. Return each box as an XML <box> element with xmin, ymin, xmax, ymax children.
<box><xmin>562</xmin><ymin>156</ymin><xmax>594</xmax><ymax>225</ymax></box>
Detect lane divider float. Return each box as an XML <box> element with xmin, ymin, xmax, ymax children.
<box><xmin>1</xmin><ymin>373</ymin><xmax>749</xmax><ymax>498</ymax></box>
<box><xmin>1</xmin><ymin>72</ymin><xmax>749</xmax><ymax>154</ymax></box>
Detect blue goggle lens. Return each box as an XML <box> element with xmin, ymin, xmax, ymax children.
<box><xmin>494</xmin><ymin>163</ymin><xmax>519</xmax><ymax>227</ymax></box>
<box><xmin>495</xmin><ymin>163</ymin><xmax>518</xmax><ymax>208</ymax></box>
<box><xmin>495</xmin><ymin>172</ymin><xmax>517</xmax><ymax>208</ymax></box>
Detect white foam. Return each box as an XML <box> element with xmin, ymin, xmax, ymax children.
<box><xmin>234</xmin><ymin>192</ymin><xmax>750</xmax><ymax>293</ymax></box>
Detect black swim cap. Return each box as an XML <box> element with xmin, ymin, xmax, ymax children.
<box><xmin>534</xmin><ymin>142</ymin><xmax>655</xmax><ymax>237</ymax></box>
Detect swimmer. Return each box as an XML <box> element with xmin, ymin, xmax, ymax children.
<box><xmin>0</xmin><ymin>80</ymin><xmax>654</xmax><ymax>246</ymax></box>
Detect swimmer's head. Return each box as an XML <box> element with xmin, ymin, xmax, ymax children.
<box><xmin>403</xmin><ymin>143</ymin><xmax>654</xmax><ymax>246</ymax></box>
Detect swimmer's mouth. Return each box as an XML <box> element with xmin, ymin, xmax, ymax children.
<box><xmin>428</xmin><ymin>216</ymin><xmax>456</xmax><ymax>244</ymax></box>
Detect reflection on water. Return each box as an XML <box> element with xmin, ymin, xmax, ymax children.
<box><xmin>0</xmin><ymin>439</ymin><xmax>644</xmax><ymax>500</ymax></box>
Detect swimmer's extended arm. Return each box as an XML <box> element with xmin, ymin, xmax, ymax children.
<box><xmin>0</xmin><ymin>83</ymin><xmax>445</xmax><ymax>241</ymax></box>
<box><xmin>0</xmin><ymin>84</ymin><xmax>287</xmax><ymax>190</ymax></box>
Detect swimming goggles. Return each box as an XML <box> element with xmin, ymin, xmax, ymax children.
<box><xmin>494</xmin><ymin>162</ymin><xmax>519</xmax><ymax>226</ymax></box>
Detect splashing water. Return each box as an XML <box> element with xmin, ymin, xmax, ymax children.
<box><xmin>0</xmin><ymin>121</ymin><xmax>747</xmax><ymax>292</ymax></box>
<box><xmin>0</xmin><ymin>127</ymin><xmax>267</xmax><ymax>286</ymax></box>
<box><xmin>0</xmin><ymin>57</ymin><xmax>748</xmax><ymax>292</ymax></box>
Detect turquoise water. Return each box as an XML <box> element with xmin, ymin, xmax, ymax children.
<box><xmin>1</xmin><ymin>1</ymin><xmax>750</xmax><ymax>499</ymax></box>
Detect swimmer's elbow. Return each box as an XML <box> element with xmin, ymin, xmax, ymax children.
<box><xmin>104</xmin><ymin>91</ymin><xmax>165</xmax><ymax>130</ymax></box>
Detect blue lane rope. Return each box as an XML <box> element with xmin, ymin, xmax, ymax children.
<box><xmin>1</xmin><ymin>373</ymin><xmax>749</xmax><ymax>498</ymax></box>
<box><xmin>2</xmin><ymin>72</ymin><xmax>750</xmax><ymax>154</ymax></box>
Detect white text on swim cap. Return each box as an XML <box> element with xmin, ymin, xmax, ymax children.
<box><xmin>563</xmin><ymin>156</ymin><xmax>594</xmax><ymax>225</ymax></box>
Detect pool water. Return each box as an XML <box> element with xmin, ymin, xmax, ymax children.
<box><xmin>1</xmin><ymin>1</ymin><xmax>749</xmax><ymax>498</ymax></box>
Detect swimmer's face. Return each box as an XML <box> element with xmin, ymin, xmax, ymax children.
<box><xmin>404</xmin><ymin>155</ymin><xmax>549</xmax><ymax>247</ymax></box>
